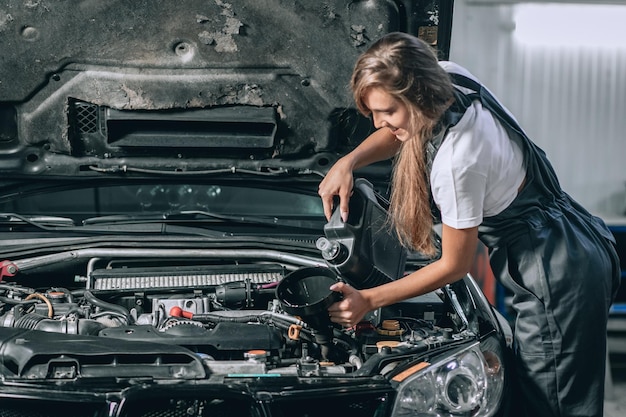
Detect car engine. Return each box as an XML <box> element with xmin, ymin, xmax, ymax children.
<box><xmin>0</xmin><ymin>180</ymin><xmax>474</xmax><ymax>379</ymax></box>
<box><xmin>0</xmin><ymin>256</ymin><xmax>469</xmax><ymax>378</ymax></box>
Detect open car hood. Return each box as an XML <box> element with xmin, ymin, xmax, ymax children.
<box><xmin>0</xmin><ymin>0</ymin><xmax>452</xmax><ymax>178</ymax></box>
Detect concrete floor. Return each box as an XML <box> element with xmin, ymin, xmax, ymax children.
<box><xmin>605</xmin><ymin>353</ymin><xmax>626</xmax><ymax>417</ymax></box>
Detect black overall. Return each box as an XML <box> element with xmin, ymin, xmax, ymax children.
<box><xmin>438</xmin><ymin>73</ymin><xmax>621</xmax><ymax>417</ymax></box>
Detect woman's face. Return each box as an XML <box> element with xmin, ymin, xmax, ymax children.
<box><xmin>363</xmin><ymin>87</ymin><xmax>411</xmax><ymax>141</ymax></box>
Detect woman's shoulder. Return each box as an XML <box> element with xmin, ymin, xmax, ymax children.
<box><xmin>448</xmin><ymin>100</ymin><xmax>492</xmax><ymax>138</ymax></box>
<box><xmin>439</xmin><ymin>101</ymin><xmax>507</xmax><ymax>166</ymax></box>
<box><xmin>439</xmin><ymin>61</ymin><xmax>480</xmax><ymax>84</ymax></box>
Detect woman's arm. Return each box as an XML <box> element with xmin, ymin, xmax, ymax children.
<box><xmin>318</xmin><ymin>128</ymin><xmax>400</xmax><ymax>221</ymax></box>
<box><xmin>328</xmin><ymin>224</ymin><xmax>479</xmax><ymax>327</ymax></box>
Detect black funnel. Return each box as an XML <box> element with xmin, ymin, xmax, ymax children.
<box><xmin>276</xmin><ymin>267</ymin><xmax>340</xmax><ymax>322</ymax></box>
<box><xmin>276</xmin><ymin>267</ymin><xmax>341</xmax><ymax>360</ymax></box>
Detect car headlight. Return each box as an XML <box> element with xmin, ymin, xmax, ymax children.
<box><xmin>390</xmin><ymin>339</ymin><xmax>505</xmax><ymax>417</ymax></box>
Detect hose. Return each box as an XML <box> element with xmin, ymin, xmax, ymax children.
<box><xmin>83</xmin><ymin>291</ymin><xmax>131</xmax><ymax>324</ymax></box>
<box><xmin>25</xmin><ymin>293</ymin><xmax>53</xmax><ymax>318</ymax></box>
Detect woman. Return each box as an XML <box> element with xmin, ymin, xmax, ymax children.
<box><xmin>318</xmin><ymin>32</ymin><xmax>620</xmax><ymax>417</ymax></box>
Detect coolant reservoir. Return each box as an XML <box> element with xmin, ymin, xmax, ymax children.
<box><xmin>317</xmin><ymin>178</ymin><xmax>407</xmax><ymax>289</ymax></box>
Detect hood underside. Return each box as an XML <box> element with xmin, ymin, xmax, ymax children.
<box><xmin>0</xmin><ymin>0</ymin><xmax>451</xmax><ymax>177</ymax></box>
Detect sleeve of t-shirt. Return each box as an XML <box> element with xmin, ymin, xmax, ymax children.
<box><xmin>431</xmin><ymin>163</ymin><xmax>487</xmax><ymax>229</ymax></box>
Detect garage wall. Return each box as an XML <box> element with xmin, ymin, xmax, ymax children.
<box><xmin>448</xmin><ymin>0</ymin><xmax>626</xmax><ymax>221</ymax></box>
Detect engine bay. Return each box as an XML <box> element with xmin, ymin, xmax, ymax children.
<box><xmin>0</xmin><ymin>256</ymin><xmax>471</xmax><ymax>378</ymax></box>
<box><xmin>0</xmin><ymin>180</ymin><xmax>475</xmax><ymax>380</ymax></box>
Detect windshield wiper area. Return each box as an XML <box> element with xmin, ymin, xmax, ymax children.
<box><xmin>88</xmin><ymin>165</ymin><xmax>308</xmax><ymax>176</ymax></box>
<box><xmin>0</xmin><ymin>213</ymin><xmax>76</xmax><ymax>228</ymax></box>
<box><xmin>82</xmin><ymin>210</ymin><xmax>325</xmax><ymax>230</ymax></box>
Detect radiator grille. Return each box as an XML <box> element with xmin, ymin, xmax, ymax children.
<box><xmin>0</xmin><ymin>399</ymin><xmax>101</xmax><ymax>417</ymax></box>
<box><xmin>0</xmin><ymin>389</ymin><xmax>390</xmax><ymax>417</ymax></box>
<box><xmin>268</xmin><ymin>392</ymin><xmax>391</xmax><ymax>417</ymax></box>
<box><xmin>121</xmin><ymin>398</ymin><xmax>255</xmax><ymax>417</ymax></box>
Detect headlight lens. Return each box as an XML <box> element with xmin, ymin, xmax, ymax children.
<box><xmin>391</xmin><ymin>340</ymin><xmax>505</xmax><ymax>417</ymax></box>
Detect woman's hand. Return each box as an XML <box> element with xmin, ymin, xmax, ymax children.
<box><xmin>318</xmin><ymin>157</ymin><xmax>355</xmax><ymax>222</ymax></box>
<box><xmin>327</xmin><ymin>282</ymin><xmax>372</xmax><ymax>328</ymax></box>
<box><xmin>318</xmin><ymin>128</ymin><xmax>400</xmax><ymax>221</ymax></box>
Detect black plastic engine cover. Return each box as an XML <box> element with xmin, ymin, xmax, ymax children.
<box><xmin>99</xmin><ymin>321</ymin><xmax>283</xmax><ymax>355</ymax></box>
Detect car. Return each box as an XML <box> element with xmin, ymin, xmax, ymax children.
<box><xmin>0</xmin><ymin>1</ymin><xmax>513</xmax><ymax>416</ymax></box>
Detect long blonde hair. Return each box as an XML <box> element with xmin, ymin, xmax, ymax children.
<box><xmin>350</xmin><ymin>32</ymin><xmax>454</xmax><ymax>255</ymax></box>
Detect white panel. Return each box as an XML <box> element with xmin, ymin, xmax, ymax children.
<box><xmin>449</xmin><ymin>0</ymin><xmax>626</xmax><ymax>219</ymax></box>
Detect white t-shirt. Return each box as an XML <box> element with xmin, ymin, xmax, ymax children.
<box><xmin>430</xmin><ymin>62</ymin><xmax>526</xmax><ymax>229</ymax></box>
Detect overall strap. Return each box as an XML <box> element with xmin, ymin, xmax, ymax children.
<box><xmin>448</xmin><ymin>73</ymin><xmax>526</xmax><ymax>138</ymax></box>
<box><xmin>447</xmin><ymin>72</ymin><xmax>564</xmax><ymax>197</ymax></box>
